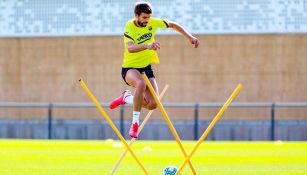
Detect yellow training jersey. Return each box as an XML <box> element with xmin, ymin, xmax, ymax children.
<box><xmin>122</xmin><ymin>17</ymin><xmax>170</xmax><ymax>68</ymax></box>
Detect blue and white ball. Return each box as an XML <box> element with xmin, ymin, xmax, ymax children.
<box><xmin>162</xmin><ymin>165</ymin><xmax>180</xmax><ymax>175</ymax></box>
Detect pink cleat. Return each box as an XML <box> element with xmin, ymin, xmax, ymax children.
<box><xmin>129</xmin><ymin>122</ymin><xmax>139</xmax><ymax>138</ymax></box>
<box><xmin>109</xmin><ymin>90</ymin><xmax>131</xmax><ymax>109</ymax></box>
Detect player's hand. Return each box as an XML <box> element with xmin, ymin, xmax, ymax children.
<box><xmin>190</xmin><ymin>36</ymin><xmax>199</xmax><ymax>48</ymax></box>
<box><xmin>147</xmin><ymin>42</ymin><xmax>160</xmax><ymax>50</ymax></box>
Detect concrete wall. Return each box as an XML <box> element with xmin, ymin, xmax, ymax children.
<box><xmin>0</xmin><ymin>35</ymin><xmax>307</xmax><ymax>120</ymax></box>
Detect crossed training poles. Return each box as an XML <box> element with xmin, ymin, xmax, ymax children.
<box><xmin>79</xmin><ymin>75</ymin><xmax>242</xmax><ymax>175</ymax></box>
<box><xmin>109</xmin><ymin>84</ymin><xmax>170</xmax><ymax>175</ymax></box>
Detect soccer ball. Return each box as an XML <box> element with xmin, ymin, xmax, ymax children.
<box><xmin>162</xmin><ymin>165</ymin><xmax>180</xmax><ymax>175</ymax></box>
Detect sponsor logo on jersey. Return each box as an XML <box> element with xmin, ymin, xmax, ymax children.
<box><xmin>137</xmin><ymin>33</ymin><xmax>152</xmax><ymax>44</ymax></box>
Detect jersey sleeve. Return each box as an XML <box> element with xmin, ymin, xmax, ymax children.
<box><xmin>123</xmin><ymin>22</ymin><xmax>135</xmax><ymax>44</ymax></box>
<box><xmin>151</xmin><ymin>17</ymin><xmax>170</xmax><ymax>29</ymax></box>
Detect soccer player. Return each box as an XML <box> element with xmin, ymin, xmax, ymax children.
<box><xmin>110</xmin><ymin>1</ymin><xmax>199</xmax><ymax>138</ymax></box>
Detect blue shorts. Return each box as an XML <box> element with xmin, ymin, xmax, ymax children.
<box><xmin>121</xmin><ymin>65</ymin><xmax>155</xmax><ymax>86</ymax></box>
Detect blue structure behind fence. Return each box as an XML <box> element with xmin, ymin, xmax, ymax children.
<box><xmin>0</xmin><ymin>102</ymin><xmax>306</xmax><ymax>141</ymax></box>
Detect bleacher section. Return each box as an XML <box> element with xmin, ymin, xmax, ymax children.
<box><xmin>0</xmin><ymin>0</ymin><xmax>306</xmax><ymax>37</ymax></box>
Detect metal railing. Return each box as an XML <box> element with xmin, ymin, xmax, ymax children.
<box><xmin>1</xmin><ymin>102</ymin><xmax>307</xmax><ymax>140</ymax></box>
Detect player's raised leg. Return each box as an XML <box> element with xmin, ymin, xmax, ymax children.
<box><xmin>143</xmin><ymin>77</ymin><xmax>159</xmax><ymax>110</ymax></box>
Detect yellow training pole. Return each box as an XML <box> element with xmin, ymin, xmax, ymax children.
<box><xmin>110</xmin><ymin>85</ymin><xmax>169</xmax><ymax>175</ymax></box>
<box><xmin>175</xmin><ymin>84</ymin><xmax>242</xmax><ymax>175</ymax></box>
<box><xmin>142</xmin><ymin>74</ymin><xmax>197</xmax><ymax>175</ymax></box>
<box><xmin>79</xmin><ymin>79</ymin><xmax>148</xmax><ymax>175</ymax></box>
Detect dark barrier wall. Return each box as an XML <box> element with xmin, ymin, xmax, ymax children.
<box><xmin>0</xmin><ymin>119</ymin><xmax>306</xmax><ymax>141</ymax></box>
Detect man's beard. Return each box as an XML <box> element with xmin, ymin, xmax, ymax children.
<box><xmin>137</xmin><ymin>20</ymin><xmax>147</xmax><ymax>27</ymax></box>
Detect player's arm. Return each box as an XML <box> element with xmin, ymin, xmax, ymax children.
<box><xmin>127</xmin><ymin>41</ymin><xmax>160</xmax><ymax>53</ymax></box>
<box><xmin>168</xmin><ymin>21</ymin><xmax>199</xmax><ymax>48</ymax></box>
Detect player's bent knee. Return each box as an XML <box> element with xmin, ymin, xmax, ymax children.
<box><xmin>147</xmin><ymin>102</ymin><xmax>157</xmax><ymax>110</ymax></box>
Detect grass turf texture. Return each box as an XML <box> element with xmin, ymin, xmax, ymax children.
<box><xmin>0</xmin><ymin>139</ymin><xmax>306</xmax><ymax>175</ymax></box>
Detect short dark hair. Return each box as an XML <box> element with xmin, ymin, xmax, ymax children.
<box><xmin>134</xmin><ymin>1</ymin><xmax>152</xmax><ymax>15</ymax></box>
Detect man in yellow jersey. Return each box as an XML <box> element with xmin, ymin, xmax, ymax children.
<box><xmin>109</xmin><ymin>1</ymin><xmax>199</xmax><ymax>138</ymax></box>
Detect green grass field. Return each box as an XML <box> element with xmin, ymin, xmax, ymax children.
<box><xmin>0</xmin><ymin>139</ymin><xmax>306</xmax><ymax>175</ymax></box>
